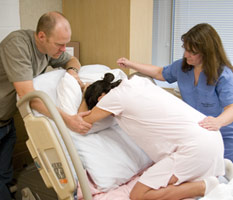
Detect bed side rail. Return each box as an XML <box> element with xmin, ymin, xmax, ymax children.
<box><xmin>16</xmin><ymin>91</ymin><xmax>92</xmax><ymax>200</ymax></box>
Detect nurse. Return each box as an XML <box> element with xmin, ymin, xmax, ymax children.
<box><xmin>117</xmin><ymin>23</ymin><xmax>233</xmax><ymax>162</ymax></box>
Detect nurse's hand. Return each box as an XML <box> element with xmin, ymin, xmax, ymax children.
<box><xmin>117</xmin><ymin>57</ymin><xmax>131</xmax><ymax>68</ymax></box>
<box><xmin>198</xmin><ymin>116</ymin><xmax>222</xmax><ymax>131</ymax></box>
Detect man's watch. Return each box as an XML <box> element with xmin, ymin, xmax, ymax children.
<box><xmin>66</xmin><ymin>67</ymin><xmax>79</xmax><ymax>73</ymax></box>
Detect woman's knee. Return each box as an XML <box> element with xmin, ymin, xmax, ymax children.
<box><xmin>168</xmin><ymin>175</ymin><xmax>178</xmax><ymax>185</ymax></box>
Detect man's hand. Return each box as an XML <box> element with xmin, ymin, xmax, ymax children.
<box><xmin>66</xmin><ymin>111</ymin><xmax>92</xmax><ymax>134</ymax></box>
<box><xmin>198</xmin><ymin>116</ymin><xmax>222</xmax><ymax>131</ymax></box>
<box><xmin>67</xmin><ymin>69</ymin><xmax>85</xmax><ymax>91</ymax></box>
<box><xmin>75</xmin><ymin>76</ymin><xmax>85</xmax><ymax>91</ymax></box>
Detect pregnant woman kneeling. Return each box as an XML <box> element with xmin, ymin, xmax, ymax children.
<box><xmin>78</xmin><ymin>73</ymin><xmax>224</xmax><ymax>200</ymax></box>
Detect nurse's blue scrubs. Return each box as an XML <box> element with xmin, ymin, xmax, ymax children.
<box><xmin>162</xmin><ymin>59</ymin><xmax>233</xmax><ymax>161</ymax></box>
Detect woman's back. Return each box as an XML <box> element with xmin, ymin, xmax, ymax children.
<box><xmin>97</xmin><ymin>75</ymin><xmax>224</xmax><ymax>163</ymax></box>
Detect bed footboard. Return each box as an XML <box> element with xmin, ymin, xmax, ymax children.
<box><xmin>16</xmin><ymin>91</ymin><xmax>92</xmax><ymax>200</ymax></box>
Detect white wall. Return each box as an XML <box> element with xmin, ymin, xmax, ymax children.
<box><xmin>0</xmin><ymin>0</ymin><xmax>62</xmax><ymax>43</ymax></box>
<box><xmin>0</xmin><ymin>0</ymin><xmax>20</xmax><ymax>42</ymax></box>
<box><xmin>19</xmin><ymin>0</ymin><xmax>62</xmax><ymax>30</ymax></box>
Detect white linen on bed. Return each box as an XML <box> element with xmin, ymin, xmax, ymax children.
<box><xmin>56</xmin><ymin>72</ymin><xmax>82</xmax><ymax>115</ymax></box>
<box><xmin>199</xmin><ymin>179</ymin><xmax>233</xmax><ymax>200</ymax></box>
<box><xmin>32</xmin><ymin>64</ymin><xmax>153</xmax><ymax>192</ymax></box>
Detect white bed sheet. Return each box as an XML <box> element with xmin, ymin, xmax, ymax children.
<box><xmin>77</xmin><ymin>175</ymin><xmax>139</xmax><ymax>200</ymax></box>
<box><xmin>77</xmin><ymin>174</ymin><xmax>196</xmax><ymax>200</ymax></box>
<box><xmin>200</xmin><ymin>179</ymin><xmax>233</xmax><ymax>200</ymax></box>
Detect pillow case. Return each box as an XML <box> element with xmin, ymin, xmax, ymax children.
<box><xmin>56</xmin><ymin>72</ymin><xmax>82</xmax><ymax>115</ymax></box>
<box><xmin>32</xmin><ymin>69</ymin><xmax>66</xmax><ymax>117</ymax></box>
<box><xmin>32</xmin><ymin>64</ymin><xmax>153</xmax><ymax>191</ymax></box>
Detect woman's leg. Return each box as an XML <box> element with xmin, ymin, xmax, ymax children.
<box><xmin>130</xmin><ymin>175</ymin><xmax>206</xmax><ymax>200</ymax></box>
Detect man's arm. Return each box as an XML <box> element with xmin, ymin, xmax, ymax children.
<box><xmin>14</xmin><ymin>80</ymin><xmax>92</xmax><ymax>133</ymax></box>
<box><xmin>65</xmin><ymin>56</ymin><xmax>81</xmax><ymax>71</ymax></box>
<box><xmin>65</xmin><ymin>56</ymin><xmax>85</xmax><ymax>90</ymax></box>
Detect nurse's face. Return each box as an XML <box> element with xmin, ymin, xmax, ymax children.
<box><xmin>183</xmin><ymin>46</ymin><xmax>203</xmax><ymax>67</ymax></box>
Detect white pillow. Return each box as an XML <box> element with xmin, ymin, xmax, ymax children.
<box><xmin>33</xmin><ymin>69</ymin><xmax>65</xmax><ymax>102</ymax></box>
<box><xmin>79</xmin><ymin>67</ymin><xmax>128</xmax><ymax>84</ymax></box>
<box><xmin>79</xmin><ymin>64</ymin><xmax>110</xmax><ymax>74</ymax></box>
<box><xmin>32</xmin><ymin>64</ymin><xmax>153</xmax><ymax>191</ymax></box>
<box><xmin>69</xmin><ymin>124</ymin><xmax>152</xmax><ymax>191</ymax></box>
<box><xmin>56</xmin><ymin>72</ymin><xmax>82</xmax><ymax>115</ymax></box>
<box><xmin>32</xmin><ymin>69</ymin><xmax>66</xmax><ymax>116</ymax></box>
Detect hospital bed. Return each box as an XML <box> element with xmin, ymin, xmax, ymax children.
<box><xmin>16</xmin><ymin>65</ymin><xmax>153</xmax><ymax>200</ymax></box>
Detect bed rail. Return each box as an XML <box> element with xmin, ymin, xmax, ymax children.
<box><xmin>16</xmin><ymin>91</ymin><xmax>92</xmax><ymax>200</ymax></box>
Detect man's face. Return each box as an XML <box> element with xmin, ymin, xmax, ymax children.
<box><xmin>44</xmin><ymin>30</ymin><xmax>71</xmax><ymax>59</ymax></box>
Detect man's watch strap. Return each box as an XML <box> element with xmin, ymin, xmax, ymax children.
<box><xmin>66</xmin><ymin>67</ymin><xmax>79</xmax><ymax>73</ymax></box>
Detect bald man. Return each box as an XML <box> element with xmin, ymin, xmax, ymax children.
<box><xmin>0</xmin><ymin>11</ymin><xmax>91</xmax><ymax>199</ymax></box>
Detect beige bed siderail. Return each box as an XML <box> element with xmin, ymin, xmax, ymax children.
<box><xmin>16</xmin><ymin>90</ymin><xmax>92</xmax><ymax>200</ymax></box>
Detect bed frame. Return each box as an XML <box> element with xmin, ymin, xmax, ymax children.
<box><xmin>16</xmin><ymin>91</ymin><xmax>92</xmax><ymax>200</ymax></box>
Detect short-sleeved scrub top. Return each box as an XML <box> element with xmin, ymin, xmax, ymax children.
<box><xmin>162</xmin><ymin>59</ymin><xmax>233</xmax><ymax>161</ymax></box>
<box><xmin>97</xmin><ymin>75</ymin><xmax>224</xmax><ymax>190</ymax></box>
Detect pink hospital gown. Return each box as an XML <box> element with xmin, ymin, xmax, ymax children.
<box><xmin>96</xmin><ymin>75</ymin><xmax>224</xmax><ymax>190</ymax></box>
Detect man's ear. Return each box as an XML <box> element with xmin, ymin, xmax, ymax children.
<box><xmin>98</xmin><ymin>93</ymin><xmax>106</xmax><ymax>101</ymax></box>
<box><xmin>37</xmin><ymin>31</ymin><xmax>47</xmax><ymax>42</ymax></box>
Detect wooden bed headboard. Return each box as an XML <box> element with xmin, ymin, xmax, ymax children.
<box><xmin>66</xmin><ymin>41</ymin><xmax>80</xmax><ymax>59</ymax></box>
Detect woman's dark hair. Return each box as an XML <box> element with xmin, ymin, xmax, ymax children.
<box><xmin>84</xmin><ymin>73</ymin><xmax>122</xmax><ymax>110</ymax></box>
<box><xmin>181</xmin><ymin>23</ymin><xmax>233</xmax><ymax>85</ymax></box>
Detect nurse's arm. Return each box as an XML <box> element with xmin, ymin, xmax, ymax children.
<box><xmin>117</xmin><ymin>57</ymin><xmax>165</xmax><ymax>81</ymax></box>
<box><xmin>199</xmin><ymin>103</ymin><xmax>233</xmax><ymax>131</ymax></box>
<box><xmin>218</xmin><ymin>103</ymin><xmax>233</xmax><ymax>126</ymax></box>
<box><xmin>78</xmin><ymin>98</ymin><xmax>89</xmax><ymax>113</ymax></box>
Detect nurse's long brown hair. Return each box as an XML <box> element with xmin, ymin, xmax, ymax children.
<box><xmin>181</xmin><ymin>23</ymin><xmax>233</xmax><ymax>85</ymax></box>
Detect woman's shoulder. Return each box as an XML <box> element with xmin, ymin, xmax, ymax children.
<box><xmin>218</xmin><ymin>66</ymin><xmax>233</xmax><ymax>84</ymax></box>
<box><xmin>221</xmin><ymin>66</ymin><xmax>233</xmax><ymax>77</ymax></box>
<box><xmin>163</xmin><ymin>58</ymin><xmax>183</xmax><ymax>70</ymax></box>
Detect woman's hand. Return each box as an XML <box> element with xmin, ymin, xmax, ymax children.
<box><xmin>198</xmin><ymin>116</ymin><xmax>222</xmax><ymax>131</ymax></box>
<box><xmin>117</xmin><ymin>57</ymin><xmax>131</xmax><ymax>68</ymax></box>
